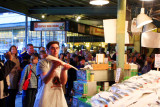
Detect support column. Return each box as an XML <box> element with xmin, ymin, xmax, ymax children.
<box><xmin>44</xmin><ymin>31</ymin><xmax>47</xmax><ymax>47</ymax></box>
<box><xmin>116</xmin><ymin>0</ymin><xmax>126</xmax><ymax>81</ymax></box>
<box><xmin>12</xmin><ymin>29</ymin><xmax>14</xmax><ymax>45</ymax></box>
<box><xmin>25</xmin><ymin>15</ymin><xmax>28</xmax><ymax>48</ymax></box>
<box><xmin>40</xmin><ymin>31</ymin><xmax>42</xmax><ymax>47</ymax></box>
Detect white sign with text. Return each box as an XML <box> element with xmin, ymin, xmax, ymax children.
<box><xmin>155</xmin><ymin>54</ymin><xmax>160</xmax><ymax>68</ymax></box>
<box><xmin>115</xmin><ymin>68</ymin><xmax>122</xmax><ymax>83</ymax></box>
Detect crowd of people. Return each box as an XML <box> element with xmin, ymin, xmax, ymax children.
<box><xmin>0</xmin><ymin>41</ymin><xmax>158</xmax><ymax>107</ymax></box>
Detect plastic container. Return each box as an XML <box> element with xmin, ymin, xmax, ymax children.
<box><xmin>90</xmin><ymin>73</ymin><xmax>94</xmax><ymax>82</ymax></box>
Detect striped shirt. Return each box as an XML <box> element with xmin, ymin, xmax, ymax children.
<box><xmin>19</xmin><ymin>63</ymin><xmax>37</xmax><ymax>91</ymax></box>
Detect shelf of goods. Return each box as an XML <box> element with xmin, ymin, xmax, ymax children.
<box><xmin>91</xmin><ymin>70</ymin><xmax>160</xmax><ymax>107</ymax></box>
<box><xmin>72</xmin><ymin>67</ymin><xmax>115</xmax><ymax>107</ymax></box>
<box><xmin>72</xmin><ymin>63</ymin><xmax>139</xmax><ymax>107</ymax></box>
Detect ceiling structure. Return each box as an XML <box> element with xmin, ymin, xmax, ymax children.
<box><xmin>0</xmin><ymin>0</ymin><xmax>160</xmax><ymax>26</ymax></box>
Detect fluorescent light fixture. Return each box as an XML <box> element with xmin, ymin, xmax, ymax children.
<box><xmin>136</xmin><ymin>8</ymin><xmax>153</xmax><ymax>28</ymax></box>
<box><xmin>140</xmin><ymin>0</ymin><xmax>153</xmax><ymax>1</ymax></box>
<box><xmin>142</xmin><ymin>23</ymin><xmax>157</xmax><ymax>32</ymax></box>
<box><xmin>90</xmin><ymin>0</ymin><xmax>109</xmax><ymax>5</ymax></box>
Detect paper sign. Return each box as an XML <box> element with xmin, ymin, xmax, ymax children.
<box><xmin>131</xmin><ymin>18</ymin><xmax>142</xmax><ymax>33</ymax></box>
<box><xmin>104</xmin><ymin>58</ymin><xmax>108</xmax><ymax>64</ymax></box>
<box><xmin>142</xmin><ymin>32</ymin><xmax>160</xmax><ymax>48</ymax></box>
<box><xmin>96</xmin><ymin>54</ymin><xmax>104</xmax><ymax>64</ymax></box>
<box><xmin>115</xmin><ymin>68</ymin><xmax>122</xmax><ymax>83</ymax></box>
<box><xmin>155</xmin><ymin>54</ymin><xmax>160</xmax><ymax>68</ymax></box>
<box><xmin>103</xmin><ymin>19</ymin><xmax>129</xmax><ymax>44</ymax></box>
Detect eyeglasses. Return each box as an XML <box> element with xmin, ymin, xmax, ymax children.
<box><xmin>50</xmin><ymin>47</ymin><xmax>59</xmax><ymax>50</ymax></box>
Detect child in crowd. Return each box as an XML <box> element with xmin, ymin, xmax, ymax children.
<box><xmin>19</xmin><ymin>54</ymin><xmax>38</xmax><ymax>107</ymax></box>
<box><xmin>39</xmin><ymin>50</ymin><xmax>47</xmax><ymax>59</ymax></box>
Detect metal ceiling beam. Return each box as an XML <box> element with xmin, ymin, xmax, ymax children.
<box><xmin>29</xmin><ymin>7</ymin><xmax>117</xmax><ymax>15</ymax></box>
<box><xmin>0</xmin><ymin>1</ymin><xmax>29</xmax><ymax>15</ymax></box>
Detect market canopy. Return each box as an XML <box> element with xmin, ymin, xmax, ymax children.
<box><xmin>0</xmin><ymin>0</ymin><xmax>160</xmax><ymax>26</ymax></box>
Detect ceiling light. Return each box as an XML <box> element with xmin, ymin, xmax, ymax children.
<box><xmin>76</xmin><ymin>16</ymin><xmax>81</xmax><ymax>22</ymax></box>
<box><xmin>136</xmin><ymin>8</ymin><xmax>153</xmax><ymax>28</ymax></box>
<box><xmin>142</xmin><ymin>23</ymin><xmax>157</xmax><ymax>32</ymax></box>
<box><xmin>90</xmin><ymin>0</ymin><xmax>109</xmax><ymax>5</ymax></box>
<box><xmin>41</xmin><ymin>15</ymin><xmax>45</xmax><ymax>18</ymax></box>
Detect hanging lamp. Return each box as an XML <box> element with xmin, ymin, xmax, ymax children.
<box><xmin>136</xmin><ymin>1</ymin><xmax>153</xmax><ymax>28</ymax></box>
<box><xmin>136</xmin><ymin>8</ymin><xmax>153</xmax><ymax>28</ymax></box>
<box><xmin>89</xmin><ymin>0</ymin><xmax>109</xmax><ymax>5</ymax></box>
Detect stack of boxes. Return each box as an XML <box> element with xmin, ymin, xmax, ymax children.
<box><xmin>72</xmin><ymin>69</ymin><xmax>97</xmax><ymax>107</ymax></box>
<box><xmin>124</xmin><ymin>63</ymin><xmax>138</xmax><ymax>80</ymax></box>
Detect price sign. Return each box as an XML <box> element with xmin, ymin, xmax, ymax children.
<box><xmin>115</xmin><ymin>68</ymin><xmax>122</xmax><ymax>83</ymax></box>
<box><xmin>155</xmin><ymin>54</ymin><xmax>160</xmax><ymax>69</ymax></box>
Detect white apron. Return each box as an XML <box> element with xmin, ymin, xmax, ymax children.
<box><xmin>34</xmin><ymin>66</ymin><xmax>67</xmax><ymax>107</ymax></box>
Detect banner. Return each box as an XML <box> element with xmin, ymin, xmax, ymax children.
<box><xmin>78</xmin><ymin>24</ymin><xmax>85</xmax><ymax>33</ymax></box>
<box><xmin>33</xmin><ymin>22</ymin><xmax>65</xmax><ymax>31</ymax></box>
<box><xmin>141</xmin><ymin>32</ymin><xmax>160</xmax><ymax>48</ymax></box>
<box><xmin>90</xmin><ymin>26</ymin><xmax>104</xmax><ymax>37</ymax></box>
<box><xmin>103</xmin><ymin>19</ymin><xmax>129</xmax><ymax>44</ymax></box>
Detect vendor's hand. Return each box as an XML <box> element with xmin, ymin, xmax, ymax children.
<box><xmin>62</xmin><ymin>64</ymin><xmax>71</xmax><ymax>71</ymax></box>
<box><xmin>51</xmin><ymin>60</ymin><xmax>62</xmax><ymax>70</ymax></box>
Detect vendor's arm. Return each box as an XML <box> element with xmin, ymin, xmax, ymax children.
<box><xmin>60</xmin><ymin>64</ymin><xmax>71</xmax><ymax>85</ymax></box>
<box><xmin>39</xmin><ymin>60</ymin><xmax>62</xmax><ymax>84</ymax></box>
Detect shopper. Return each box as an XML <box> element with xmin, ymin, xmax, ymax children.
<box><xmin>76</xmin><ymin>57</ymin><xmax>85</xmax><ymax>69</ymax></box>
<box><xmin>34</xmin><ymin>41</ymin><xmax>71</xmax><ymax>107</ymax></box>
<box><xmin>20</xmin><ymin>44</ymin><xmax>34</xmax><ymax>69</ymax></box>
<box><xmin>0</xmin><ymin>52</ymin><xmax>16</xmax><ymax>107</ymax></box>
<box><xmin>39</xmin><ymin>50</ymin><xmax>47</xmax><ymax>59</ymax></box>
<box><xmin>141</xmin><ymin>56</ymin><xmax>151</xmax><ymax>74</ymax></box>
<box><xmin>38</xmin><ymin>46</ymin><xmax>45</xmax><ymax>53</ymax></box>
<box><xmin>19</xmin><ymin>54</ymin><xmax>38</xmax><ymax>107</ymax></box>
<box><xmin>59</xmin><ymin>53</ymin><xmax>65</xmax><ymax>61</ymax></box>
<box><xmin>6</xmin><ymin>45</ymin><xmax>21</xmax><ymax>107</ymax></box>
<box><xmin>66</xmin><ymin>54</ymin><xmax>78</xmax><ymax>103</ymax></box>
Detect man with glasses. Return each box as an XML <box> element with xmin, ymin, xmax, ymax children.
<box><xmin>34</xmin><ymin>41</ymin><xmax>71</xmax><ymax>107</ymax></box>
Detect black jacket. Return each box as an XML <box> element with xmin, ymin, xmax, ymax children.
<box><xmin>0</xmin><ymin>60</ymin><xmax>16</xmax><ymax>96</ymax></box>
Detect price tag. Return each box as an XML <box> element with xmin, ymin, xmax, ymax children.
<box><xmin>115</xmin><ymin>68</ymin><xmax>122</xmax><ymax>83</ymax></box>
<box><xmin>155</xmin><ymin>54</ymin><xmax>160</xmax><ymax>70</ymax></box>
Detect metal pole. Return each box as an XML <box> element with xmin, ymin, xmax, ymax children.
<box><xmin>116</xmin><ymin>0</ymin><xmax>127</xmax><ymax>81</ymax></box>
<box><xmin>25</xmin><ymin>15</ymin><xmax>28</xmax><ymax>47</ymax></box>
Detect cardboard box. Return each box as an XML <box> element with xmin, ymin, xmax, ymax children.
<box><xmin>77</xmin><ymin>70</ymin><xmax>90</xmax><ymax>82</ymax></box>
<box><xmin>73</xmin><ymin>81</ymin><xmax>97</xmax><ymax>96</ymax></box>
<box><xmin>72</xmin><ymin>95</ymin><xmax>82</xmax><ymax>107</ymax></box>
<box><xmin>92</xmin><ymin>64</ymin><xmax>108</xmax><ymax>70</ymax></box>
<box><xmin>124</xmin><ymin>64</ymin><xmax>130</xmax><ymax>69</ymax></box>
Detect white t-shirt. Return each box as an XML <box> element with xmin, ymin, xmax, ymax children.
<box><xmin>34</xmin><ymin>59</ymin><xmax>67</xmax><ymax>107</ymax></box>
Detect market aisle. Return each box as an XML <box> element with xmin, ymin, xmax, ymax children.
<box><xmin>15</xmin><ymin>94</ymin><xmax>22</xmax><ymax>107</ymax></box>
<box><xmin>15</xmin><ymin>94</ymin><xmax>71</xmax><ymax>107</ymax></box>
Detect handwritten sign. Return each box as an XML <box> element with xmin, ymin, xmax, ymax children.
<box><xmin>155</xmin><ymin>54</ymin><xmax>160</xmax><ymax>68</ymax></box>
<box><xmin>115</xmin><ymin>68</ymin><xmax>122</xmax><ymax>83</ymax></box>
